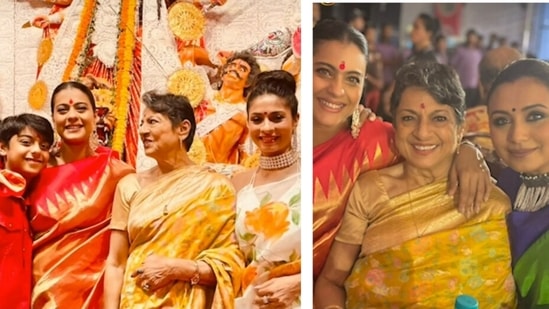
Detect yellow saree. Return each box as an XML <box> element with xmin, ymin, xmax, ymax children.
<box><xmin>337</xmin><ymin>170</ymin><xmax>516</xmax><ymax>308</ymax></box>
<box><xmin>114</xmin><ymin>166</ymin><xmax>244</xmax><ymax>308</ymax></box>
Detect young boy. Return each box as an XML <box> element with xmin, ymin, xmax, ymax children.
<box><xmin>0</xmin><ymin>113</ymin><xmax>54</xmax><ymax>309</ymax></box>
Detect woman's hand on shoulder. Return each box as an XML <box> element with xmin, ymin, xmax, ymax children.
<box><xmin>358</xmin><ymin>105</ymin><xmax>381</xmax><ymax>128</ymax></box>
<box><xmin>448</xmin><ymin>141</ymin><xmax>492</xmax><ymax>217</ymax></box>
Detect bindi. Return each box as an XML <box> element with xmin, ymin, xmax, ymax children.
<box><xmin>68</xmin><ymin>99</ymin><xmax>74</xmax><ymax>105</ymax></box>
<box><xmin>339</xmin><ymin>61</ymin><xmax>346</xmax><ymax>71</ymax></box>
<box><xmin>420</xmin><ymin>103</ymin><xmax>425</xmax><ymax>109</ymax></box>
<box><xmin>512</xmin><ymin>108</ymin><xmax>516</xmax><ymax>112</ymax></box>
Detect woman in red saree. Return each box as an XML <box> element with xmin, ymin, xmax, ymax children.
<box><xmin>312</xmin><ymin>19</ymin><xmax>494</xmax><ymax>281</ymax></box>
<box><xmin>27</xmin><ymin>81</ymin><xmax>134</xmax><ymax>308</ymax></box>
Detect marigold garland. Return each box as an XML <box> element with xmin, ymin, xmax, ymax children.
<box><xmin>111</xmin><ymin>0</ymin><xmax>137</xmax><ymax>153</ymax></box>
<box><xmin>62</xmin><ymin>0</ymin><xmax>96</xmax><ymax>81</ymax></box>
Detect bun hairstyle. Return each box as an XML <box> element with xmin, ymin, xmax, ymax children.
<box><xmin>417</xmin><ymin>13</ymin><xmax>441</xmax><ymax>41</ymax></box>
<box><xmin>246</xmin><ymin>70</ymin><xmax>299</xmax><ymax>119</ymax></box>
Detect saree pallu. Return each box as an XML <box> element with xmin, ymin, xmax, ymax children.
<box><xmin>28</xmin><ymin>148</ymin><xmax>134</xmax><ymax>309</ymax></box>
<box><xmin>120</xmin><ymin>166</ymin><xmax>244</xmax><ymax>308</ymax></box>
<box><xmin>313</xmin><ymin>120</ymin><xmax>396</xmax><ymax>279</ymax></box>
<box><xmin>345</xmin><ymin>222</ymin><xmax>516</xmax><ymax>308</ymax></box>
<box><xmin>513</xmin><ymin>229</ymin><xmax>549</xmax><ymax>308</ymax></box>
<box><xmin>498</xmin><ymin>168</ymin><xmax>549</xmax><ymax>308</ymax></box>
<box><xmin>338</xmin><ymin>172</ymin><xmax>516</xmax><ymax>308</ymax></box>
<box><xmin>235</xmin><ymin>173</ymin><xmax>301</xmax><ymax>308</ymax></box>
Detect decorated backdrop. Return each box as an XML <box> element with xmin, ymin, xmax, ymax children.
<box><xmin>0</xmin><ymin>0</ymin><xmax>301</xmax><ymax>171</ymax></box>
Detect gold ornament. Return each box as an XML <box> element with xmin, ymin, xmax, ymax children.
<box><xmin>242</xmin><ymin>151</ymin><xmax>260</xmax><ymax>168</ymax></box>
<box><xmin>167</xmin><ymin>69</ymin><xmax>206</xmax><ymax>108</ymax></box>
<box><xmin>167</xmin><ymin>2</ymin><xmax>205</xmax><ymax>41</ymax></box>
<box><xmin>188</xmin><ymin>136</ymin><xmax>207</xmax><ymax>164</ymax></box>
<box><xmin>37</xmin><ymin>38</ymin><xmax>53</xmax><ymax>66</ymax></box>
<box><xmin>28</xmin><ymin>80</ymin><xmax>48</xmax><ymax>110</ymax></box>
<box><xmin>91</xmin><ymin>88</ymin><xmax>115</xmax><ymax>108</ymax></box>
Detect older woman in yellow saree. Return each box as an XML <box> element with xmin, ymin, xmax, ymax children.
<box><xmin>104</xmin><ymin>91</ymin><xmax>244</xmax><ymax>309</ymax></box>
<box><xmin>315</xmin><ymin>62</ymin><xmax>516</xmax><ymax>308</ymax></box>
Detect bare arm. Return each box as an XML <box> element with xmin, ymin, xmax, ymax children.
<box><xmin>448</xmin><ymin>141</ymin><xmax>492</xmax><ymax>217</ymax></box>
<box><xmin>104</xmin><ymin>230</ymin><xmax>129</xmax><ymax>309</ymax></box>
<box><xmin>314</xmin><ymin>241</ymin><xmax>361</xmax><ymax>309</ymax></box>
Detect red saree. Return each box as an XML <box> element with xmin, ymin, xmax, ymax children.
<box><xmin>28</xmin><ymin>147</ymin><xmax>134</xmax><ymax>308</ymax></box>
<box><xmin>313</xmin><ymin>121</ymin><xmax>397</xmax><ymax>279</ymax></box>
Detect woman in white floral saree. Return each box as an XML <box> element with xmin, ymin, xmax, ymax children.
<box><xmin>232</xmin><ymin>70</ymin><xmax>301</xmax><ymax>309</ymax></box>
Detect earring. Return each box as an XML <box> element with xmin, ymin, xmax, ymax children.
<box><xmin>351</xmin><ymin>107</ymin><xmax>360</xmax><ymax>139</ymax></box>
<box><xmin>291</xmin><ymin>131</ymin><xmax>298</xmax><ymax>151</ymax></box>
<box><xmin>247</xmin><ymin>138</ymin><xmax>254</xmax><ymax>155</ymax></box>
<box><xmin>89</xmin><ymin>130</ymin><xmax>99</xmax><ymax>154</ymax></box>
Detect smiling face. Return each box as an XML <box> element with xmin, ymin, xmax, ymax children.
<box><xmin>489</xmin><ymin>77</ymin><xmax>549</xmax><ymax>175</ymax></box>
<box><xmin>52</xmin><ymin>87</ymin><xmax>97</xmax><ymax>146</ymax></box>
<box><xmin>313</xmin><ymin>40</ymin><xmax>366</xmax><ymax>130</ymax></box>
<box><xmin>139</xmin><ymin>108</ymin><xmax>190</xmax><ymax>160</ymax></box>
<box><xmin>0</xmin><ymin>127</ymin><xmax>51</xmax><ymax>180</ymax></box>
<box><xmin>248</xmin><ymin>93</ymin><xmax>298</xmax><ymax>157</ymax></box>
<box><xmin>394</xmin><ymin>87</ymin><xmax>463</xmax><ymax>175</ymax></box>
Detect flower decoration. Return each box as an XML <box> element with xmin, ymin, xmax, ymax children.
<box><xmin>244</xmin><ymin>202</ymin><xmax>290</xmax><ymax>241</ymax></box>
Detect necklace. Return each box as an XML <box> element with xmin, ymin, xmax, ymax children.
<box><xmin>405</xmin><ymin>178</ymin><xmax>433</xmax><ymax>239</ymax></box>
<box><xmin>155</xmin><ymin>166</ymin><xmax>196</xmax><ymax>216</ymax></box>
<box><xmin>259</xmin><ymin>148</ymin><xmax>299</xmax><ymax>170</ymax></box>
<box><xmin>514</xmin><ymin>172</ymin><xmax>549</xmax><ymax>212</ymax></box>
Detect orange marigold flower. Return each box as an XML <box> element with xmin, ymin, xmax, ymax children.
<box><xmin>244</xmin><ymin>202</ymin><xmax>290</xmax><ymax>240</ymax></box>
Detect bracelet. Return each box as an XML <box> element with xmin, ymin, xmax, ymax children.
<box><xmin>190</xmin><ymin>260</ymin><xmax>200</xmax><ymax>285</ymax></box>
<box><xmin>323</xmin><ymin>306</ymin><xmax>344</xmax><ymax>309</ymax></box>
<box><xmin>457</xmin><ymin>139</ymin><xmax>483</xmax><ymax>160</ymax></box>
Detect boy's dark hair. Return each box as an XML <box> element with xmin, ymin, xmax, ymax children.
<box><xmin>0</xmin><ymin>113</ymin><xmax>55</xmax><ymax>147</ymax></box>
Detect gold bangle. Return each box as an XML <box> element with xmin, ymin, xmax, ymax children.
<box><xmin>324</xmin><ymin>306</ymin><xmax>344</xmax><ymax>309</ymax></box>
<box><xmin>190</xmin><ymin>260</ymin><xmax>200</xmax><ymax>285</ymax></box>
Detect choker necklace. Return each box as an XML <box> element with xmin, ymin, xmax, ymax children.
<box><xmin>259</xmin><ymin>149</ymin><xmax>299</xmax><ymax>170</ymax></box>
<box><xmin>514</xmin><ymin>173</ymin><xmax>549</xmax><ymax>212</ymax></box>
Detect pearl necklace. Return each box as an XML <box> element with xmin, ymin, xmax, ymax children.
<box><xmin>259</xmin><ymin>149</ymin><xmax>299</xmax><ymax>170</ymax></box>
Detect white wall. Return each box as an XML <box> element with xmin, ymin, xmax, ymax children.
<box><xmin>0</xmin><ymin>1</ymin><xmax>50</xmax><ymax>119</ymax></box>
